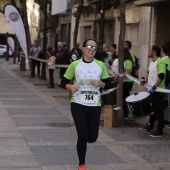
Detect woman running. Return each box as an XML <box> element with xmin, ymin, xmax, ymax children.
<box><xmin>60</xmin><ymin>39</ymin><xmax>113</xmax><ymax>170</ymax></box>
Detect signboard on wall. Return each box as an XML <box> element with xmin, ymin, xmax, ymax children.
<box><xmin>52</xmin><ymin>0</ymin><xmax>67</xmax><ymax>15</ymax></box>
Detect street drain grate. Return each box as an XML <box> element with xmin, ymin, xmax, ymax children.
<box><xmin>53</xmin><ymin>96</ymin><xmax>70</xmax><ymax>99</ymax></box>
<box><xmin>33</xmin><ymin>83</ymin><xmax>48</xmax><ymax>86</ymax></box>
<box><xmin>48</xmin><ymin>123</ymin><xmax>74</xmax><ymax>127</ymax></box>
<box><xmin>20</xmin><ymin>75</ymin><xmax>31</xmax><ymax>77</ymax></box>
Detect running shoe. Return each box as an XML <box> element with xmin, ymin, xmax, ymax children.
<box><xmin>139</xmin><ymin>124</ymin><xmax>153</xmax><ymax>132</ymax></box>
<box><xmin>78</xmin><ymin>164</ymin><xmax>86</xmax><ymax>170</ymax></box>
<box><xmin>139</xmin><ymin>125</ymin><xmax>147</xmax><ymax>131</ymax></box>
<box><xmin>149</xmin><ymin>131</ymin><xmax>164</xmax><ymax>138</ymax></box>
<box><xmin>165</xmin><ymin>124</ymin><xmax>170</xmax><ymax>128</ymax></box>
<box><xmin>164</xmin><ymin>122</ymin><xmax>170</xmax><ymax>128</ymax></box>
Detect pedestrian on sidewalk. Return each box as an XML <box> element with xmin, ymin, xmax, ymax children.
<box><xmin>113</xmin><ymin>47</ymin><xmax>133</xmax><ymax>118</ymax></box>
<box><xmin>46</xmin><ymin>47</ymin><xmax>56</xmax><ymax>88</ymax></box>
<box><xmin>103</xmin><ymin>43</ymin><xmax>110</xmax><ymax>70</ymax></box>
<box><xmin>60</xmin><ymin>39</ymin><xmax>113</xmax><ymax>170</ymax></box>
<box><xmin>55</xmin><ymin>42</ymin><xmax>70</xmax><ymax>79</ymax></box>
<box><xmin>139</xmin><ymin>45</ymin><xmax>166</xmax><ymax>137</ymax></box>
<box><xmin>70</xmin><ymin>42</ymin><xmax>82</xmax><ymax>62</ymax></box>
<box><xmin>29</xmin><ymin>40</ymin><xmax>41</xmax><ymax>77</ymax></box>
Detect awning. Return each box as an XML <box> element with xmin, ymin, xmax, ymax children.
<box><xmin>134</xmin><ymin>0</ymin><xmax>170</xmax><ymax>6</ymax></box>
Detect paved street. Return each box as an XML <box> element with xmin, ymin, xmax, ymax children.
<box><xmin>0</xmin><ymin>57</ymin><xmax>170</xmax><ymax>170</ymax></box>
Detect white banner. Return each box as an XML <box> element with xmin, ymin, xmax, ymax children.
<box><xmin>4</xmin><ymin>4</ymin><xmax>28</xmax><ymax>61</ymax></box>
<box><xmin>7</xmin><ymin>37</ymin><xmax>15</xmax><ymax>53</ymax></box>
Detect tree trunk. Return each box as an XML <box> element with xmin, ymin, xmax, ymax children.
<box><xmin>22</xmin><ymin>0</ymin><xmax>31</xmax><ymax>53</ymax></box>
<box><xmin>73</xmin><ymin>0</ymin><xmax>84</xmax><ymax>48</ymax></box>
<box><xmin>117</xmin><ymin>0</ymin><xmax>126</xmax><ymax>125</ymax></box>
<box><xmin>10</xmin><ymin>0</ymin><xmax>17</xmax><ymax>6</ymax></box>
<box><xmin>20</xmin><ymin>0</ymin><xmax>31</xmax><ymax>71</ymax></box>
<box><xmin>13</xmin><ymin>35</ymin><xmax>18</xmax><ymax>64</ymax></box>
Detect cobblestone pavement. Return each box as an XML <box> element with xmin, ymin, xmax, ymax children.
<box><xmin>0</xmin><ymin>58</ymin><xmax>170</xmax><ymax>170</ymax></box>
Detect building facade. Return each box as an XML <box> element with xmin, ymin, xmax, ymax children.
<box><xmin>47</xmin><ymin>0</ymin><xmax>170</xmax><ymax>76</ymax></box>
<box><xmin>0</xmin><ymin>0</ymin><xmax>40</xmax><ymax>45</ymax></box>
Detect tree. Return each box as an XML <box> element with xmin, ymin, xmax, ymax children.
<box><xmin>73</xmin><ymin>0</ymin><xmax>84</xmax><ymax>49</ymax></box>
<box><xmin>10</xmin><ymin>0</ymin><xmax>17</xmax><ymax>7</ymax></box>
<box><xmin>117</xmin><ymin>0</ymin><xmax>126</xmax><ymax>124</ymax></box>
<box><xmin>20</xmin><ymin>0</ymin><xmax>31</xmax><ymax>54</ymax></box>
<box><xmin>20</xmin><ymin>0</ymin><xmax>31</xmax><ymax>71</ymax></box>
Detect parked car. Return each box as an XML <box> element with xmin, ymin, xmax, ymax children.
<box><xmin>0</xmin><ymin>45</ymin><xmax>12</xmax><ymax>57</ymax></box>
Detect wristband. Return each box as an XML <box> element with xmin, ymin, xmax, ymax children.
<box><xmin>152</xmin><ymin>85</ymin><xmax>157</xmax><ymax>90</ymax></box>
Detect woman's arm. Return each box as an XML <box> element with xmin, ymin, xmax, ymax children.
<box><xmin>60</xmin><ymin>77</ymin><xmax>79</xmax><ymax>93</ymax></box>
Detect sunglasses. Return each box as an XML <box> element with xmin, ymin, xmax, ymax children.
<box><xmin>86</xmin><ymin>45</ymin><xmax>97</xmax><ymax>51</ymax></box>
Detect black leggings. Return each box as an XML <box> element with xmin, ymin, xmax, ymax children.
<box><xmin>49</xmin><ymin>69</ymin><xmax>54</xmax><ymax>86</ymax></box>
<box><xmin>149</xmin><ymin>92</ymin><xmax>165</xmax><ymax>131</ymax></box>
<box><xmin>32</xmin><ymin>59</ymin><xmax>40</xmax><ymax>77</ymax></box>
<box><xmin>71</xmin><ymin>103</ymin><xmax>101</xmax><ymax>165</ymax></box>
<box><xmin>123</xmin><ymin>82</ymin><xmax>133</xmax><ymax>117</ymax></box>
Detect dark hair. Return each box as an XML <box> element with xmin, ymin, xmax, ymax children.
<box><xmin>98</xmin><ymin>46</ymin><xmax>103</xmax><ymax>51</ymax></box>
<box><xmin>124</xmin><ymin>47</ymin><xmax>133</xmax><ymax>62</ymax></box>
<box><xmin>82</xmin><ymin>39</ymin><xmax>97</xmax><ymax>47</ymax></box>
<box><xmin>152</xmin><ymin>45</ymin><xmax>161</xmax><ymax>56</ymax></box>
<box><xmin>124</xmin><ymin>40</ymin><xmax>132</xmax><ymax>49</ymax></box>
<box><xmin>111</xmin><ymin>43</ymin><xmax>117</xmax><ymax>49</ymax></box>
<box><xmin>47</xmin><ymin>47</ymin><xmax>54</xmax><ymax>55</ymax></box>
<box><xmin>112</xmin><ymin>52</ymin><xmax>118</xmax><ymax>60</ymax></box>
<box><xmin>160</xmin><ymin>42</ymin><xmax>170</xmax><ymax>55</ymax></box>
<box><xmin>94</xmin><ymin>49</ymin><xmax>108</xmax><ymax>62</ymax></box>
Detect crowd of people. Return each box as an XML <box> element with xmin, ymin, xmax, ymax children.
<box><xmin>139</xmin><ymin>42</ymin><xmax>170</xmax><ymax>138</ymax></box>
<box><xmin>29</xmin><ymin>38</ymin><xmax>170</xmax><ymax>170</ymax></box>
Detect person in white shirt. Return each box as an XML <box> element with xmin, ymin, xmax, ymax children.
<box><xmin>103</xmin><ymin>43</ymin><xmax>110</xmax><ymax>70</ymax></box>
<box><xmin>47</xmin><ymin>47</ymin><xmax>56</xmax><ymax>88</ymax></box>
<box><xmin>139</xmin><ymin>46</ymin><xmax>166</xmax><ymax>137</ymax></box>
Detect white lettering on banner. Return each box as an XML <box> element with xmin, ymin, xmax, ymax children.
<box><xmin>4</xmin><ymin>5</ymin><xmax>28</xmax><ymax>62</ymax></box>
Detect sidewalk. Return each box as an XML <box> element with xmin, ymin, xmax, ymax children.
<box><xmin>0</xmin><ymin>58</ymin><xmax>170</xmax><ymax>170</ymax></box>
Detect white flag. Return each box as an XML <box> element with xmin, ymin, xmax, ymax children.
<box><xmin>4</xmin><ymin>4</ymin><xmax>28</xmax><ymax>61</ymax></box>
<box><xmin>7</xmin><ymin>37</ymin><xmax>15</xmax><ymax>53</ymax></box>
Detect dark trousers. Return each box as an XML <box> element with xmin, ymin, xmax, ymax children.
<box><xmin>60</xmin><ymin>68</ymin><xmax>67</xmax><ymax>79</ymax></box>
<box><xmin>123</xmin><ymin>82</ymin><xmax>133</xmax><ymax>117</ymax></box>
<box><xmin>71</xmin><ymin>103</ymin><xmax>101</xmax><ymax>165</ymax></box>
<box><xmin>149</xmin><ymin>92</ymin><xmax>165</xmax><ymax>132</ymax></box>
<box><xmin>48</xmin><ymin>69</ymin><xmax>54</xmax><ymax>87</ymax></box>
<box><xmin>32</xmin><ymin>59</ymin><xmax>40</xmax><ymax>77</ymax></box>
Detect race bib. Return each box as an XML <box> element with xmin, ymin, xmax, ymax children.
<box><xmin>80</xmin><ymin>91</ymin><xmax>98</xmax><ymax>104</ymax></box>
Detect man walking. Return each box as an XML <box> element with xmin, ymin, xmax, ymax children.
<box><xmin>30</xmin><ymin>40</ymin><xmax>42</xmax><ymax>77</ymax></box>
<box><xmin>140</xmin><ymin>46</ymin><xmax>166</xmax><ymax>137</ymax></box>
